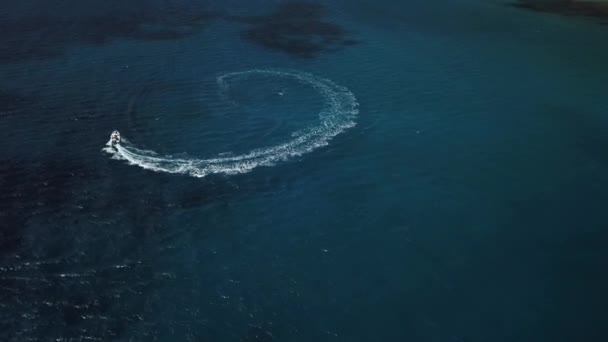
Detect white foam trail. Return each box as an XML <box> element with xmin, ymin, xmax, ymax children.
<box><xmin>104</xmin><ymin>69</ymin><xmax>359</xmax><ymax>178</ymax></box>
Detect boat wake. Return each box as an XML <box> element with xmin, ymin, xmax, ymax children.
<box><xmin>103</xmin><ymin>69</ymin><xmax>359</xmax><ymax>178</ymax></box>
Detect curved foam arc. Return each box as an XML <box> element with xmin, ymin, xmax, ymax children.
<box><xmin>104</xmin><ymin>69</ymin><xmax>359</xmax><ymax>178</ymax></box>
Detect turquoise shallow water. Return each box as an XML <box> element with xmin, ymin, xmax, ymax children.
<box><xmin>1</xmin><ymin>0</ymin><xmax>608</xmax><ymax>341</ymax></box>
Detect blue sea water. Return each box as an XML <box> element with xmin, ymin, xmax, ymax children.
<box><xmin>1</xmin><ymin>0</ymin><xmax>608</xmax><ymax>341</ymax></box>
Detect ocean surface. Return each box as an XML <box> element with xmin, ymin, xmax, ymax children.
<box><xmin>1</xmin><ymin>0</ymin><xmax>607</xmax><ymax>341</ymax></box>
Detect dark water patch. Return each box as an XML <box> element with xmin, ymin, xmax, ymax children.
<box><xmin>0</xmin><ymin>157</ymin><xmax>99</xmax><ymax>254</ymax></box>
<box><xmin>0</xmin><ymin>90</ymin><xmax>32</xmax><ymax>118</ymax></box>
<box><xmin>511</xmin><ymin>0</ymin><xmax>608</xmax><ymax>23</ymax></box>
<box><xmin>0</xmin><ymin>2</ymin><xmax>217</xmax><ymax>64</ymax></box>
<box><xmin>0</xmin><ymin>259</ymin><xmax>160</xmax><ymax>341</ymax></box>
<box><xmin>0</xmin><ymin>157</ymin><xmax>174</xmax><ymax>341</ymax></box>
<box><xmin>225</xmin><ymin>2</ymin><xmax>358</xmax><ymax>58</ymax></box>
<box><xmin>0</xmin><ymin>157</ymin><xmax>132</xmax><ymax>341</ymax></box>
<box><xmin>0</xmin><ymin>159</ymin><xmax>30</xmax><ymax>254</ymax></box>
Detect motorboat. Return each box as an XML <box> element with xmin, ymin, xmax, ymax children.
<box><xmin>110</xmin><ymin>130</ymin><xmax>121</xmax><ymax>146</ymax></box>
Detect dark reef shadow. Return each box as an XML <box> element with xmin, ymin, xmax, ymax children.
<box><xmin>224</xmin><ymin>2</ymin><xmax>359</xmax><ymax>59</ymax></box>
<box><xmin>510</xmin><ymin>0</ymin><xmax>608</xmax><ymax>23</ymax></box>
<box><xmin>0</xmin><ymin>1</ymin><xmax>358</xmax><ymax>63</ymax></box>
<box><xmin>0</xmin><ymin>4</ymin><xmax>218</xmax><ymax>64</ymax></box>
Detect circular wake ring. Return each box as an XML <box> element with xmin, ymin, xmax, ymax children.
<box><xmin>105</xmin><ymin>69</ymin><xmax>359</xmax><ymax>178</ymax></box>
